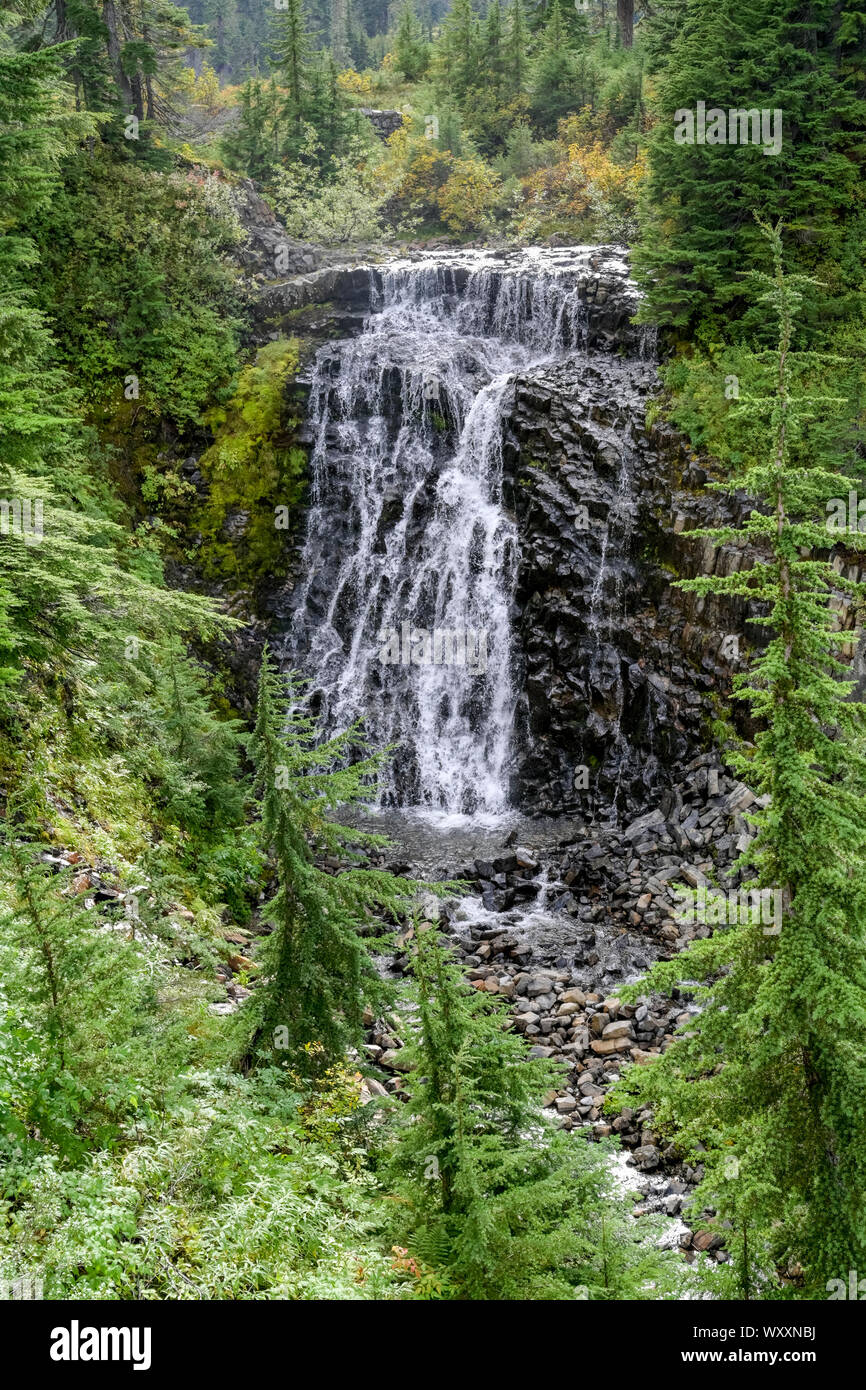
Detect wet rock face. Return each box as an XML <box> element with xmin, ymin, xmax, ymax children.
<box><xmin>255</xmin><ymin>245</ymin><xmax>759</xmax><ymax>820</ymax></box>
<box><xmin>254</xmin><ymin>244</ymin><xmax>647</xmax><ymax>351</ymax></box>
<box><xmin>504</xmin><ymin>356</ymin><xmax>748</xmax><ymax>818</ymax></box>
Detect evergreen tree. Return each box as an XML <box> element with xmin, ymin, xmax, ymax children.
<box><xmin>635</xmin><ymin>0</ymin><xmax>866</xmax><ymax>343</ymax></box>
<box><xmin>200</xmin><ymin>0</ymin><xmax>243</xmax><ymax>78</ymax></box>
<box><xmin>242</xmin><ymin>647</ymin><xmax>416</xmax><ymax>1072</ymax></box>
<box><xmin>305</xmin><ymin>49</ymin><xmax>354</xmax><ymax>159</ymax></box>
<box><xmin>482</xmin><ymin>0</ymin><xmax>506</xmax><ymax>102</ymax></box>
<box><xmin>433</xmin><ymin>0</ymin><xmax>480</xmax><ymax>108</ymax></box>
<box><xmin>222</xmin><ymin>76</ymin><xmax>284</xmax><ymax>179</ymax></box>
<box><xmin>616</xmin><ymin>0</ymin><xmax>633</xmax><ymax>47</ymax></box>
<box><xmin>393</xmin><ymin>0</ymin><xmax>428</xmax><ymax>81</ymax></box>
<box><xmin>0</xmin><ymin>817</ymin><xmax>175</xmax><ymax>1162</ymax></box>
<box><xmin>330</xmin><ymin>0</ymin><xmax>349</xmax><ymax>67</ymax></box>
<box><xmin>530</xmin><ymin>0</ymin><xmax>575</xmax><ymax>135</ymax></box>
<box><xmin>43</xmin><ymin>0</ymin><xmax>203</xmax><ymax>124</ymax></box>
<box><xmin>272</xmin><ymin>0</ymin><xmax>311</xmax><ymax>139</ymax></box>
<box><xmin>387</xmin><ymin>926</ymin><xmax>680</xmax><ymax>1299</ymax></box>
<box><xmin>458</xmin><ymin>0</ymin><xmax>513</xmax><ymax>152</ymax></box>
<box><xmin>614</xmin><ymin>220</ymin><xmax>866</xmax><ymax>1296</ymax></box>
<box><xmin>504</xmin><ymin>0</ymin><xmax>528</xmax><ymax>100</ymax></box>
<box><xmin>0</xmin><ymin>30</ymin><xmax>227</xmax><ymax>716</ymax></box>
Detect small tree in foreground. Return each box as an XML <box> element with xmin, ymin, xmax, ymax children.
<box><xmin>613</xmin><ymin>218</ymin><xmax>866</xmax><ymax>1297</ymax></box>
<box><xmin>386</xmin><ymin>926</ymin><xmax>680</xmax><ymax>1300</ymax></box>
<box><xmin>241</xmin><ymin>646</ymin><xmax>417</xmax><ymax>1073</ymax></box>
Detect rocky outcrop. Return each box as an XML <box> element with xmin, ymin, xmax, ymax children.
<box><xmin>255</xmin><ymin>245</ymin><xmax>646</xmax><ymax>348</ymax></box>
<box><xmin>228</xmin><ymin>178</ymin><xmax>325</xmax><ymax>281</ymax></box>
<box><xmin>250</xmin><ymin>262</ymin><xmax>390</xmax><ymax>321</ymax></box>
<box><xmin>360</xmin><ymin>108</ymin><xmax>404</xmax><ymax>141</ymax></box>
<box><xmin>253</xmin><ymin>243</ymin><xmax>866</xmax><ymax>822</ymax></box>
<box><xmin>254</xmin><ymin>244</ymin><xmax>757</xmax><ymax>819</ymax></box>
<box><xmin>505</xmin><ymin>354</ymin><xmax>751</xmax><ymax>816</ymax></box>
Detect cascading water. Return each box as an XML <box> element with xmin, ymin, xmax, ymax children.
<box><xmin>287</xmin><ymin>247</ymin><xmax>638</xmax><ymax>819</ymax></box>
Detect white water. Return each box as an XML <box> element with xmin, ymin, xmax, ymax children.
<box><xmin>290</xmin><ymin>248</ymin><xmax>633</xmax><ymax>816</ymax></box>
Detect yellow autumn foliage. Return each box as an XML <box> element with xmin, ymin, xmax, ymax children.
<box><xmin>337</xmin><ymin>69</ymin><xmax>374</xmax><ymax>99</ymax></box>
<box><xmin>517</xmin><ymin>108</ymin><xmax>648</xmax><ymax>239</ymax></box>
<box><xmin>437</xmin><ymin>158</ymin><xmax>502</xmax><ymax>233</ymax></box>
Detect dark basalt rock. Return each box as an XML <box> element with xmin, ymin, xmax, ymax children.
<box><xmin>360</xmin><ymin>108</ymin><xmax>405</xmax><ymax>141</ymax></box>
<box><xmin>503</xmin><ymin>354</ymin><xmax>755</xmax><ymax>818</ymax></box>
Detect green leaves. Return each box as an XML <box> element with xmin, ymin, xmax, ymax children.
<box><xmin>618</xmin><ymin>220</ymin><xmax>866</xmax><ymax>1295</ymax></box>
<box><xmin>635</xmin><ymin>0</ymin><xmax>866</xmax><ymax>344</ymax></box>
<box><xmin>242</xmin><ymin>646</ymin><xmax>418</xmax><ymax>1072</ymax></box>
<box><xmin>384</xmin><ymin>927</ymin><xmax>682</xmax><ymax>1300</ymax></box>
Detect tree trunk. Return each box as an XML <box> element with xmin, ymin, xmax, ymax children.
<box><xmin>331</xmin><ymin>0</ymin><xmax>349</xmax><ymax>69</ymax></box>
<box><xmin>617</xmin><ymin>0</ymin><xmax>634</xmax><ymax>47</ymax></box>
<box><xmin>102</xmin><ymin>0</ymin><xmax>135</xmax><ymax>110</ymax></box>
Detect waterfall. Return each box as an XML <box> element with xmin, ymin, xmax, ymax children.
<box><xmin>287</xmin><ymin>248</ymin><xmax>634</xmax><ymax>818</ymax></box>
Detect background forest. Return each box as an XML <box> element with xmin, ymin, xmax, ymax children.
<box><xmin>0</xmin><ymin>0</ymin><xmax>865</xmax><ymax>1304</ymax></box>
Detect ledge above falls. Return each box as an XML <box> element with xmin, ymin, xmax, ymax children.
<box><xmin>252</xmin><ymin>244</ymin><xmax>650</xmax><ymax>359</ymax></box>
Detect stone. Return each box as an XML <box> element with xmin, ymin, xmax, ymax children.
<box><xmin>633</xmin><ymin>1144</ymin><xmax>661</xmax><ymax>1170</ymax></box>
<box><xmin>380</xmin><ymin>1049</ymin><xmax>413</xmax><ymax>1073</ymax></box>
<box><xmin>726</xmin><ymin>782</ymin><xmax>755</xmax><ymax>813</ymax></box>
<box><xmin>533</xmin><ymin>992</ymin><xmax>557</xmax><ymax>1012</ymax></box>
<box><xmin>623</xmin><ymin>808</ymin><xmax>666</xmax><ymax>843</ymax></box>
<box><xmin>527</xmin><ymin>975</ymin><xmax>557</xmax><ymax>996</ymax></box>
<box><xmin>692</xmin><ymin>1230</ymin><xmax>724</xmax><ymax>1252</ymax></box>
<box><xmin>514</xmin><ymin>1011</ymin><xmax>540</xmax><ymax>1030</ymax></box>
<box><xmin>601</xmin><ymin>1019</ymin><xmax>632</xmax><ymax>1039</ymax></box>
<box><xmin>561</xmin><ymin>987</ymin><xmax>587</xmax><ymax>1006</ymax></box>
<box><xmin>515</xmin><ymin>848</ymin><xmax>540</xmax><ymax>872</ymax></box>
<box><xmin>680</xmin><ymin>864</ymin><xmax>708</xmax><ymax>888</ymax></box>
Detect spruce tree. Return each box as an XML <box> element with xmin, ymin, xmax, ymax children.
<box><xmin>504</xmin><ymin>0</ymin><xmax>528</xmax><ymax>101</ymax></box>
<box><xmin>393</xmin><ymin>0</ymin><xmax>428</xmax><ymax>81</ymax></box>
<box><xmin>272</xmin><ymin>0</ymin><xmax>311</xmax><ymax>141</ymax></box>
<box><xmin>242</xmin><ymin>647</ymin><xmax>417</xmax><ymax>1072</ymax></box>
<box><xmin>481</xmin><ymin>0</ymin><xmax>505</xmax><ymax>101</ymax></box>
<box><xmin>530</xmin><ymin>0</ymin><xmax>576</xmax><ymax>135</ymax></box>
<box><xmin>614</xmin><ymin>220</ymin><xmax>866</xmax><ymax>1297</ymax></box>
<box><xmin>387</xmin><ymin>925</ymin><xmax>680</xmax><ymax>1300</ymax></box>
<box><xmin>0</xmin><ymin>31</ymin><xmax>227</xmax><ymax>718</ymax></box>
<box><xmin>635</xmin><ymin>0</ymin><xmax>866</xmax><ymax>343</ymax></box>
<box><xmin>433</xmin><ymin>0</ymin><xmax>480</xmax><ymax>109</ymax></box>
